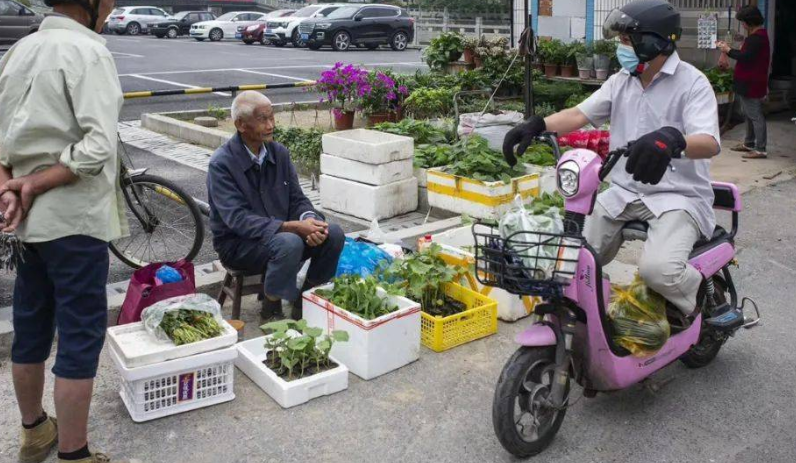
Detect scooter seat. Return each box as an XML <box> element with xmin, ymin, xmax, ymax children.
<box><xmin>621</xmin><ymin>221</ymin><xmax>730</xmax><ymax>252</ymax></box>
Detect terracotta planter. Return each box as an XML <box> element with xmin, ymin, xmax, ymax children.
<box><xmin>463</xmin><ymin>48</ymin><xmax>475</xmax><ymax>65</ymax></box>
<box><xmin>560</xmin><ymin>65</ymin><xmax>576</xmax><ymax>78</ymax></box>
<box><xmin>578</xmin><ymin>69</ymin><xmax>591</xmax><ymax>79</ymax></box>
<box><xmin>533</xmin><ymin>62</ymin><xmax>544</xmax><ymax>73</ymax></box>
<box><xmin>387</xmin><ymin>108</ymin><xmax>404</xmax><ymax>122</ymax></box>
<box><xmin>366</xmin><ymin>113</ymin><xmax>390</xmax><ymax>127</ymax></box>
<box><xmin>473</xmin><ymin>55</ymin><xmax>483</xmax><ymax>68</ymax></box>
<box><xmin>595</xmin><ymin>69</ymin><xmax>609</xmax><ymax>80</ymax></box>
<box><xmin>333</xmin><ymin>110</ymin><xmax>355</xmax><ymax>130</ymax></box>
<box><xmin>543</xmin><ymin>64</ymin><xmax>558</xmax><ymax>78</ymax></box>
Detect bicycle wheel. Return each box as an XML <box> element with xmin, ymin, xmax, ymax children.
<box><xmin>110</xmin><ymin>174</ymin><xmax>204</xmax><ymax>269</ymax></box>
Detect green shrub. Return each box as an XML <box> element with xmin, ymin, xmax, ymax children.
<box><xmin>274</xmin><ymin>126</ymin><xmax>323</xmax><ymax>173</ymax></box>
<box><xmin>423</xmin><ymin>32</ymin><xmax>465</xmax><ymax>70</ymax></box>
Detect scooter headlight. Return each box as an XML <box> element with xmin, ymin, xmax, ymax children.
<box><xmin>557</xmin><ymin>161</ymin><xmax>580</xmax><ymax>197</ymax></box>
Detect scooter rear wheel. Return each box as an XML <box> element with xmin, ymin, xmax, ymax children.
<box><xmin>680</xmin><ymin>276</ymin><xmax>728</xmax><ymax>368</ymax></box>
<box><xmin>493</xmin><ymin>346</ymin><xmax>568</xmax><ymax>457</ymax></box>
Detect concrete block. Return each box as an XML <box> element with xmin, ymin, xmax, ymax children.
<box><xmin>320</xmin><ymin>175</ymin><xmax>418</xmax><ymax>221</ymax></box>
<box><xmin>553</xmin><ymin>0</ymin><xmax>586</xmax><ymax>18</ymax></box>
<box><xmin>142</xmin><ymin>113</ymin><xmax>229</xmax><ymax>149</ymax></box>
<box><xmin>537</xmin><ymin>16</ymin><xmax>571</xmax><ymax>41</ymax></box>
<box><xmin>322</xmin><ymin>129</ymin><xmax>413</xmax><ymax>164</ymax></box>
<box><xmin>321</xmin><ymin>153</ymin><xmax>413</xmax><ymax>186</ymax></box>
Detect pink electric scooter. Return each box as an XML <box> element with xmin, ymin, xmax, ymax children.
<box><xmin>473</xmin><ymin>134</ymin><xmax>761</xmax><ymax>458</ymax></box>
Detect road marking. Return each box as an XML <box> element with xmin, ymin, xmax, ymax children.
<box><xmin>111</xmin><ymin>51</ymin><xmax>144</xmax><ymax>58</ymax></box>
<box><xmin>126</xmin><ymin>74</ymin><xmax>231</xmax><ymax>96</ymax></box>
<box><xmin>117</xmin><ymin>62</ymin><xmax>426</xmax><ymax>78</ymax></box>
<box><xmin>234</xmin><ymin>69</ymin><xmax>309</xmax><ymax>82</ymax></box>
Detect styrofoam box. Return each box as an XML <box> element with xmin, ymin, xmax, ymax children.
<box><xmin>320</xmin><ymin>174</ymin><xmax>418</xmax><ymax>221</ymax></box>
<box><xmin>236</xmin><ymin>336</ymin><xmax>349</xmax><ymax>409</ymax></box>
<box><xmin>321</xmin><ymin>153</ymin><xmax>413</xmax><ymax>186</ymax></box>
<box><xmin>426</xmin><ymin>168</ymin><xmax>540</xmax><ymax>220</ymax></box>
<box><xmin>107</xmin><ymin>320</ymin><xmax>238</xmax><ymax>369</ymax></box>
<box><xmin>109</xmin><ymin>344</ymin><xmax>237</xmax><ymax>422</ymax></box>
<box><xmin>322</xmin><ymin>129</ymin><xmax>413</xmax><ymax>164</ymax></box>
<box><xmin>303</xmin><ymin>285</ymin><xmax>421</xmax><ymax>380</ymax></box>
<box><xmin>413</xmin><ymin>167</ymin><xmax>428</xmax><ymax>188</ymax></box>
<box><xmin>524</xmin><ymin>164</ymin><xmax>557</xmax><ymax>195</ymax></box>
<box><xmin>431</xmin><ymin>225</ymin><xmax>533</xmax><ymax>322</ymax></box>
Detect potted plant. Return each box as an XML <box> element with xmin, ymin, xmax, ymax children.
<box><xmin>303</xmin><ymin>274</ymin><xmax>421</xmax><ymax>380</ymax></box>
<box><xmin>316</xmin><ymin>62</ymin><xmax>368</xmax><ymax>130</ymax></box>
<box><xmin>423</xmin><ymin>31</ymin><xmax>465</xmax><ymax>71</ymax></box>
<box><xmin>359</xmin><ymin>70</ymin><xmax>409</xmax><ymax>126</ymax></box>
<box><xmin>562</xmin><ymin>41</ymin><xmax>584</xmax><ymax>78</ymax></box>
<box><xmin>537</xmin><ymin>39</ymin><xmax>564</xmax><ymax>77</ymax></box>
<box><xmin>403</xmin><ymin>86</ymin><xmax>459</xmax><ymax>120</ymax></box>
<box><xmin>463</xmin><ymin>35</ymin><xmax>480</xmax><ymax>65</ymax></box>
<box><xmin>235</xmin><ymin>319</ymin><xmax>350</xmax><ymax>408</ymax></box>
<box><xmin>593</xmin><ymin>40</ymin><xmax>617</xmax><ymax>80</ymax></box>
<box><xmin>576</xmin><ymin>42</ymin><xmax>595</xmax><ymax>79</ymax></box>
<box><xmin>380</xmin><ymin>244</ymin><xmax>498</xmax><ymax>352</ymax></box>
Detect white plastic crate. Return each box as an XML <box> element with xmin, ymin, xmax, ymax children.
<box><xmin>319</xmin><ymin>174</ymin><xmax>418</xmax><ymax>221</ymax></box>
<box><xmin>321</xmin><ymin>129</ymin><xmax>413</xmax><ymax>164</ymax></box>
<box><xmin>107</xmin><ymin>320</ymin><xmax>237</xmax><ymax>369</ymax></box>
<box><xmin>320</xmin><ymin>153</ymin><xmax>413</xmax><ymax>186</ymax></box>
<box><xmin>236</xmin><ymin>336</ymin><xmax>349</xmax><ymax>409</ymax></box>
<box><xmin>109</xmin><ymin>344</ymin><xmax>236</xmax><ymax>422</ymax></box>
<box><xmin>303</xmin><ymin>285</ymin><xmax>421</xmax><ymax>380</ymax></box>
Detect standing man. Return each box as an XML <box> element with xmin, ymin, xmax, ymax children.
<box><xmin>0</xmin><ymin>0</ymin><xmax>133</xmax><ymax>462</ymax></box>
<box><xmin>207</xmin><ymin>91</ymin><xmax>345</xmax><ymax>321</ymax></box>
<box><xmin>504</xmin><ymin>0</ymin><xmax>722</xmax><ymax>320</ymax></box>
<box><xmin>717</xmin><ymin>5</ymin><xmax>770</xmax><ymax>159</ymax></box>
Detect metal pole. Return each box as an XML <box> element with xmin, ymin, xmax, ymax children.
<box><xmin>509</xmin><ymin>0</ymin><xmax>515</xmax><ymax>48</ymax></box>
<box><xmin>524</xmin><ymin>3</ymin><xmax>534</xmax><ymax>118</ymax></box>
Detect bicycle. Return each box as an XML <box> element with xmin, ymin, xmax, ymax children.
<box><xmin>110</xmin><ymin>135</ymin><xmax>205</xmax><ymax>268</ymax></box>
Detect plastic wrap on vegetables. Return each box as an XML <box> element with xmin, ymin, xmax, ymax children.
<box><xmin>141</xmin><ymin>293</ymin><xmax>224</xmax><ymax>345</ymax></box>
<box><xmin>607</xmin><ymin>275</ymin><xmax>671</xmax><ymax>357</ymax></box>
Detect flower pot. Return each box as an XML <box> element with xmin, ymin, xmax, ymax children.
<box><xmin>448</xmin><ymin>50</ymin><xmax>463</xmax><ymax>62</ymax></box>
<box><xmin>576</xmin><ymin>55</ymin><xmax>594</xmax><ymax>70</ymax></box>
<box><xmin>366</xmin><ymin>113</ymin><xmax>390</xmax><ymax>127</ymax></box>
<box><xmin>543</xmin><ymin>64</ymin><xmax>559</xmax><ymax>78</ymax></box>
<box><xmin>333</xmin><ymin>110</ymin><xmax>355</xmax><ymax>130</ymax></box>
<box><xmin>473</xmin><ymin>55</ymin><xmax>483</xmax><ymax>68</ymax></box>
<box><xmin>578</xmin><ymin>69</ymin><xmax>592</xmax><ymax>79</ymax></box>
<box><xmin>593</xmin><ymin>54</ymin><xmax>611</xmax><ymax>71</ymax></box>
<box><xmin>560</xmin><ymin>64</ymin><xmax>576</xmax><ymax>78</ymax></box>
<box><xmin>463</xmin><ymin>48</ymin><xmax>475</xmax><ymax>65</ymax></box>
<box><xmin>387</xmin><ymin>108</ymin><xmax>404</xmax><ymax>122</ymax></box>
<box><xmin>595</xmin><ymin>69</ymin><xmax>609</xmax><ymax>80</ymax></box>
<box><xmin>533</xmin><ymin>62</ymin><xmax>545</xmax><ymax>72</ymax></box>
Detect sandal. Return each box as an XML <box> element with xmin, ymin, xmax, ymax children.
<box><xmin>742</xmin><ymin>150</ymin><xmax>767</xmax><ymax>159</ymax></box>
<box><xmin>730</xmin><ymin>143</ymin><xmax>753</xmax><ymax>152</ymax></box>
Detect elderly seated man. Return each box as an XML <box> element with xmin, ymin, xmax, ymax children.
<box><xmin>207</xmin><ymin>91</ymin><xmax>344</xmax><ymax>320</ymax></box>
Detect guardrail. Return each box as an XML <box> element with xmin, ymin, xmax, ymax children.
<box><xmin>123</xmin><ymin>80</ymin><xmax>317</xmax><ymax>100</ymax></box>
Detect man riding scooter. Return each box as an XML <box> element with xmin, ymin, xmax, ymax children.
<box><xmin>504</xmin><ymin>0</ymin><xmax>725</xmax><ymax>323</ymax></box>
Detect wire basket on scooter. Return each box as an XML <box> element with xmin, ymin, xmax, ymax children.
<box><xmin>473</xmin><ymin>223</ymin><xmax>583</xmax><ymax>298</ymax></box>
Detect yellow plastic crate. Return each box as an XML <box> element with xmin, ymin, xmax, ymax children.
<box><xmin>421</xmin><ymin>282</ymin><xmax>498</xmax><ymax>352</ymax></box>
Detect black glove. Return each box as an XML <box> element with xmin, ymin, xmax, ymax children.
<box><xmin>502</xmin><ymin>116</ymin><xmax>546</xmax><ymax>167</ymax></box>
<box><xmin>624</xmin><ymin>127</ymin><xmax>686</xmax><ymax>185</ymax></box>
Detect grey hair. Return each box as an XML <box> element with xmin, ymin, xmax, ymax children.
<box><xmin>231</xmin><ymin>91</ymin><xmax>272</xmax><ymax>123</ymax></box>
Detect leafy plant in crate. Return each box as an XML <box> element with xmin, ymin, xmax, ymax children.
<box><xmin>444</xmin><ymin>135</ymin><xmax>527</xmax><ymax>183</ymax></box>
<box><xmin>423</xmin><ymin>32</ymin><xmax>465</xmax><ymax>70</ymax></box>
<box><xmin>373</xmin><ymin>118</ymin><xmax>452</xmax><ymax>146</ymax></box>
<box><xmin>315</xmin><ymin>274</ymin><xmax>400</xmax><ymax>321</ymax></box>
<box><xmin>380</xmin><ymin>244</ymin><xmax>468</xmax><ymax>317</ymax></box>
<box><xmin>260</xmin><ymin>319</ymin><xmax>349</xmax><ymax>381</ymax></box>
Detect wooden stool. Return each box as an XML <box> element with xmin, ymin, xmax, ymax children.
<box><xmin>217</xmin><ymin>266</ymin><xmax>264</xmax><ymax>320</ymax></box>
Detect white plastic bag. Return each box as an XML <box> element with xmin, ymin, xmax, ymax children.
<box><xmin>499</xmin><ymin>195</ymin><xmax>564</xmax><ymax>279</ymax></box>
<box><xmin>365</xmin><ymin>218</ymin><xmax>387</xmax><ymax>244</ymax></box>
<box><xmin>141</xmin><ymin>293</ymin><xmax>223</xmax><ymax>343</ymax></box>
<box><xmin>457</xmin><ymin>111</ymin><xmax>525</xmax><ymax>152</ymax></box>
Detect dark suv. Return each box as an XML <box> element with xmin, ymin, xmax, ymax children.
<box><xmin>151</xmin><ymin>11</ymin><xmax>216</xmax><ymax>39</ymax></box>
<box><xmin>300</xmin><ymin>4</ymin><xmax>413</xmax><ymax>51</ymax></box>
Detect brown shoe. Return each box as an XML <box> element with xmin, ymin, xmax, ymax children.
<box><xmin>58</xmin><ymin>451</ymin><xmax>143</xmax><ymax>463</ymax></box>
<box><xmin>730</xmin><ymin>143</ymin><xmax>753</xmax><ymax>152</ymax></box>
<box><xmin>19</xmin><ymin>416</ymin><xmax>58</xmax><ymax>463</ymax></box>
<box><xmin>742</xmin><ymin>150</ymin><xmax>767</xmax><ymax>159</ymax></box>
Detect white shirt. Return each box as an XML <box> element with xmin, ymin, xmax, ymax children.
<box><xmin>0</xmin><ymin>16</ymin><xmax>126</xmax><ymax>243</ymax></box>
<box><xmin>577</xmin><ymin>52</ymin><xmax>720</xmax><ymax>238</ymax></box>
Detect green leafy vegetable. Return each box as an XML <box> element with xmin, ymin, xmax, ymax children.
<box><xmin>261</xmin><ymin>319</ymin><xmax>349</xmax><ymax>381</ymax></box>
<box><xmin>159</xmin><ymin>310</ymin><xmax>224</xmax><ymax>346</ymax></box>
<box><xmin>315</xmin><ymin>274</ymin><xmax>399</xmax><ymax>321</ymax></box>
<box><xmin>373</xmin><ymin>118</ymin><xmax>451</xmax><ymax>145</ymax></box>
<box><xmin>444</xmin><ymin>135</ymin><xmax>527</xmax><ymax>183</ymax></box>
<box><xmin>525</xmin><ymin>192</ymin><xmax>565</xmax><ymax>215</ymax></box>
<box><xmin>519</xmin><ymin>143</ymin><xmax>556</xmax><ymax>167</ymax></box>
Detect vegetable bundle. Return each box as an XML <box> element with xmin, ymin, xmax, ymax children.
<box><xmin>159</xmin><ymin>309</ymin><xmax>224</xmax><ymax>346</ymax></box>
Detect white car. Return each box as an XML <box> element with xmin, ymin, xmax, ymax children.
<box><xmin>190</xmin><ymin>11</ymin><xmax>268</xmax><ymax>42</ymax></box>
<box><xmin>264</xmin><ymin>3</ymin><xmax>346</xmax><ymax>48</ymax></box>
<box><xmin>107</xmin><ymin>6</ymin><xmax>169</xmax><ymax>36</ymax></box>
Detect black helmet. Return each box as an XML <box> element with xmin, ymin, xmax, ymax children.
<box><xmin>603</xmin><ymin>0</ymin><xmax>682</xmax><ymax>63</ymax></box>
<box><xmin>44</xmin><ymin>0</ymin><xmax>101</xmax><ymax>31</ymax></box>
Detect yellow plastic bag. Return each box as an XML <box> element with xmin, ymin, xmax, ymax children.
<box><xmin>607</xmin><ymin>274</ymin><xmax>670</xmax><ymax>357</ymax></box>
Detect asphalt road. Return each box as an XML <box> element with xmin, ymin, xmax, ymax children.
<box><xmin>107</xmin><ymin>34</ymin><xmax>427</xmax><ymax>120</ymax></box>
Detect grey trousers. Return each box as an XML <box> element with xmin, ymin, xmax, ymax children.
<box><xmin>584</xmin><ymin>201</ymin><xmax>703</xmax><ymax>315</ymax></box>
<box><xmin>739</xmin><ymin>95</ymin><xmax>767</xmax><ymax>152</ymax></box>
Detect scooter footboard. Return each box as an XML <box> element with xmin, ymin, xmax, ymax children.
<box><xmin>689</xmin><ymin>242</ymin><xmax>734</xmax><ymax>278</ymax></box>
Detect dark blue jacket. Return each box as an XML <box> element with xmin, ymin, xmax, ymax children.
<box><xmin>207</xmin><ymin>133</ymin><xmax>318</xmax><ymax>254</ymax></box>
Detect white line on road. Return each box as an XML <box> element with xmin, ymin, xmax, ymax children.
<box><xmin>111</xmin><ymin>51</ymin><xmax>144</xmax><ymax>58</ymax></box>
<box><xmin>117</xmin><ymin>62</ymin><xmax>425</xmax><ymax>78</ymax></box>
<box><xmin>126</xmin><ymin>74</ymin><xmax>231</xmax><ymax>96</ymax></box>
<box><xmin>234</xmin><ymin>69</ymin><xmax>309</xmax><ymax>81</ymax></box>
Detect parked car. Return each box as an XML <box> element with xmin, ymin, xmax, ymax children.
<box><xmin>190</xmin><ymin>11</ymin><xmax>267</xmax><ymax>42</ymax></box>
<box><xmin>107</xmin><ymin>6</ymin><xmax>170</xmax><ymax>36</ymax></box>
<box><xmin>236</xmin><ymin>8</ymin><xmax>294</xmax><ymax>44</ymax></box>
<box><xmin>0</xmin><ymin>0</ymin><xmax>42</xmax><ymax>44</ymax></box>
<box><xmin>151</xmin><ymin>11</ymin><xmax>215</xmax><ymax>39</ymax></box>
<box><xmin>264</xmin><ymin>3</ymin><xmax>345</xmax><ymax>48</ymax></box>
<box><xmin>301</xmin><ymin>4</ymin><xmax>414</xmax><ymax>52</ymax></box>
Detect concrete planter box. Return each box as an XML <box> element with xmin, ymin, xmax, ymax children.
<box><xmin>322</xmin><ymin>129</ymin><xmax>413</xmax><ymax>164</ymax></box>
<box><xmin>141</xmin><ymin>113</ymin><xmax>229</xmax><ymax>149</ymax></box>
<box><xmin>320</xmin><ymin>175</ymin><xmax>418</xmax><ymax>221</ymax></box>
<box><xmin>320</xmin><ymin>154</ymin><xmax>413</xmax><ymax>186</ymax></box>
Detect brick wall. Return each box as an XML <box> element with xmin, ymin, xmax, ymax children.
<box><xmin>539</xmin><ymin>0</ymin><xmax>552</xmax><ymax>16</ymax></box>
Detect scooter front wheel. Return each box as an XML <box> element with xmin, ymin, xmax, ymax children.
<box><xmin>492</xmin><ymin>346</ymin><xmax>568</xmax><ymax>457</ymax></box>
